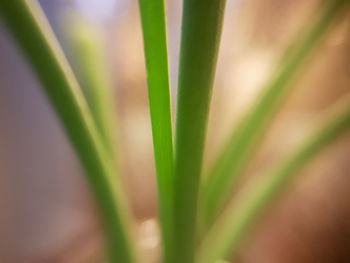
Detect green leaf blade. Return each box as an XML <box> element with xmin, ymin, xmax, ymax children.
<box><xmin>200</xmin><ymin>0</ymin><xmax>349</xmax><ymax>229</ymax></box>
<box><xmin>198</xmin><ymin>97</ymin><xmax>350</xmax><ymax>263</ymax></box>
<box><xmin>138</xmin><ymin>1</ymin><xmax>174</xmax><ymax>262</ymax></box>
<box><xmin>173</xmin><ymin>0</ymin><xmax>227</xmax><ymax>262</ymax></box>
<box><xmin>0</xmin><ymin>1</ymin><xmax>136</xmax><ymax>262</ymax></box>
<box><xmin>68</xmin><ymin>16</ymin><xmax>117</xmax><ymax>159</ymax></box>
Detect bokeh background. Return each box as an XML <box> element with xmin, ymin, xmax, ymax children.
<box><xmin>0</xmin><ymin>0</ymin><xmax>349</xmax><ymax>262</ymax></box>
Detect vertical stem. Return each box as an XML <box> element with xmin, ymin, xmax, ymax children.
<box><xmin>138</xmin><ymin>1</ymin><xmax>174</xmax><ymax>262</ymax></box>
<box><xmin>173</xmin><ymin>0</ymin><xmax>227</xmax><ymax>262</ymax></box>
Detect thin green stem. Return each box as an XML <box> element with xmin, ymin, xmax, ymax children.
<box><xmin>0</xmin><ymin>1</ymin><xmax>135</xmax><ymax>262</ymax></box>
<box><xmin>174</xmin><ymin>0</ymin><xmax>227</xmax><ymax>262</ymax></box>
<box><xmin>200</xmin><ymin>0</ymin><xmax>349</xmax><ymax>229</ymax></box>
<box><xmin>138</xmin><ymin>1</ymin><xmax>174</xmax><ymax>262</ymax></box>
<box><xmin>198</xmin><ymin>98</ymin><xmax>350</xmax><ymax>263</ymax></box>
<box><xmin>68</xmin><ymin>16</ymin><xmax>117</xmax><ymax>159</ymax></box>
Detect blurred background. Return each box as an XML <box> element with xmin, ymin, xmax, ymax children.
<box><xmin>0</xmin><ymin>0</ymin><xmax>349</xmax><ymax>262</ymax></box>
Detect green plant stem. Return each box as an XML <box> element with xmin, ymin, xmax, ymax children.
<box><xmin>0</xmin><ymin>1</ymin><xmax>136</xmax><ymax>262</ymax></box>
<box><xmin>197</xmin><ymin>99</ymin><xmax>350</xmax><ymax>263</ymax></box>
<box><xmin>138</xmin><ymin>1</ymin><xmax>174</xmax><ymax>262</ymax></box>
<box><xmin>200</xmin><ymin>0</ymin><xmax>349</xmax><ymax>229</ymax></box>
<box><xmin>69</xmin><ymin>16</ymin><xmax>117</xmax><ymax>159</ymax></box>
<box><xmin>173</xmin><ymin>0</ymin><xmax>227</xmax><ymax>262</ymax></box>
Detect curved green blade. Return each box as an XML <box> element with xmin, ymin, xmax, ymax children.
<box><xmin>198</xmin><ymin>97</ymin><xmax>350</xmax><ymax>263</ymax></box>
<box><xmin>0</xmin><ymin>1</ymin><xmax>136</xmax><ymax>262</ymax></box>
<box><xmin>200</xmin><ymin>0</ymin><xmax>349</xmax><ymax>229</ymax></box>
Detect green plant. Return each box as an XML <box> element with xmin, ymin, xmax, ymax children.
<box><xmin>199</xmin><ymin>0</ymin><xmax>349</xmax><ymax>230</ymax></box>
<box><xmin>0</xmin><ymin>0</ymin><xmax>349</xmax><ymax>263</ymax></box>
<box><xmin>138</xmin><ymin>2</ymin><xmax>174</xmax><ymax>262</ymax></box>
